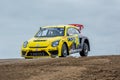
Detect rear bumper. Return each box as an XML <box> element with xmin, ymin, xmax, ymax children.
<box><xmin>21</xmin><ymin>47</ymin><xmax>59</xmax><ymax>58</ymax></box>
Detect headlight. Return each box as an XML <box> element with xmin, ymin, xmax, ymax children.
<box><xmin>23</xmin><ymin>41</ymin><xmax>28</xmax><ymax>48</ymax></box>
<box><xmin>52</xmin><ymin>40</ymin><xmax>60</xmax><ymax>47</ymax></box>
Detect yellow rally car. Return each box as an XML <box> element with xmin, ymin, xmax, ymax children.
<box><xmin>21</xmin><ymin>24</ymin><xmax>90</xmax><ymax>59</ymax></box>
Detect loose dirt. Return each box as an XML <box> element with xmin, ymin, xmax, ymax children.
<box><xmin>0</xmin><ymin>55</ymin><xmax>120</xmax><ymax>80</ymax></box>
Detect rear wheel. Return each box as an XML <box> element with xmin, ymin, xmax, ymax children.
<box><xmin>61</xmin><ymin>43</ymin><xmax>68</xmax><ymax>57</ymax></box>
<box><xmin>79</xmin><ymin>43</ymin><xmax>88</xmax><ymax>57</ymax></box>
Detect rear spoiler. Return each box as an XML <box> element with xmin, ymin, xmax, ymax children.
<box><xmin>69</xmin><ymin>24</ymin><xmax>84</xmax><ymax>30</ymax></box>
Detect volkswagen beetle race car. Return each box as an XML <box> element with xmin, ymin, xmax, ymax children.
<box><xmin>21</xmin><ymin>24</ymin><xmax>90</xmax><ymax>59</ymax></box>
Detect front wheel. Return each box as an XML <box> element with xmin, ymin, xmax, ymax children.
<box><xmin>79</xmin><ymin>43</ymin><xmax>89</xmax><ymax>57</ymax></box>
<box><xmin>61</xmin><ymin>44</ymin><xmax>68</xmax><ymax>57</ymax></box>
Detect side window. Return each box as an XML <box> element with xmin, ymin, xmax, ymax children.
<box><xmin>74</xmin><ymin>28</ymin><xmax>80</xmax><ymax>34</ymax></box>
<box><xmin>67</xmin><ymin>28</ymin><xmax>79</xmax><ymax>36</ymax></box>
<box><xmin>72</xmin><ymin>28</ymin><xmax>77</xmax><ymax>34</ymax></box>
<box><xmin>67</xmin><ymin>28</ymin><xmax>73</xmax><ymax>36</ymax></box>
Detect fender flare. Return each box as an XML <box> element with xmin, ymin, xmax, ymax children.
<box><xmin>80</xmin><ymin>36</ymin><xmax>90</xmax><ymax>51</ymax></box>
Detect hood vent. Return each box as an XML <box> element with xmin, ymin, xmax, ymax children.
<box><xmin>34</xmin><ymin>40</ymin><xmax>46</xmax><ymax>42</ymax></box>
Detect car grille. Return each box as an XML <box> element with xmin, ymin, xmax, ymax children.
<box><xmin>33</xmin><ymin>40</ymin><xmax>46</xmax><ymax>42</ymax></box>
<box><xmin>27</xmin><ymin>51</ymin><xmax>49</xmax><ymax>56</ymax></box>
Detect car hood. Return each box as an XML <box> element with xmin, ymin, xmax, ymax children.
<box><xmin>27</xmin><ymin>37</ymin><xmax>62</xmax><ymax>48</ymax></box>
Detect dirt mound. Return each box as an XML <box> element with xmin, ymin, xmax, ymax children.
<box><xmin>0</xmin><ymin>55</ymin><xmax>120</xmax><ymax>80</ymax></box>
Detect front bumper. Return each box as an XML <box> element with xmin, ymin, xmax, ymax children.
<box><xmin>21</xmin><ymin>47</ymin><xmax>59</xmax><ymax>58</ymax></box>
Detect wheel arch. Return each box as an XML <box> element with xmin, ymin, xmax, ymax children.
<box><xmin>63</xmin><ymin>42</ymin><xmax>69</xmax><ymax>55</ymax></box>
<box><xmin>84</xmin><ymin>39</ymin><xmax>90</xmax><ymax>51</ymax></box>
<box><xmin>81</xmin><ymin>37</ymin><xmax>90</xmax><ymax>51</ymax></box>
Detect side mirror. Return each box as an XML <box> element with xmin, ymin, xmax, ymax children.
<box><xmin>40</xmin><ymin>27</ymin><xmax>42</xmax><ymax>30</ymax></box>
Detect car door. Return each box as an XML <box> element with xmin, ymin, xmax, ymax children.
<box><xmin>67</xmin><ymin>27</ymin><xmax>80</xmax><ymax>51</ymax></box>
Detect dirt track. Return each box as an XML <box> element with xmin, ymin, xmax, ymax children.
<box><xmin>0</xmin><ymin>55</ymin><xmax>120</xmax><ymax>80</ymax></box>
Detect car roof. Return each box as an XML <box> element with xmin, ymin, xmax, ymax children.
<box><xmin>41</xmin><ymin>25</ymin><xmax>77</xmax><ymax>28</ymax></box>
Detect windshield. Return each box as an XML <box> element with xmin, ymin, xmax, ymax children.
<box><xmin>35</xmin><ymin>28</ymin><xmax>64</xmax><ymax>37</ymax></box>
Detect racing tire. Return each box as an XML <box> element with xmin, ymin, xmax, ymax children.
<box><xmin>61</xmin><ymin>43</ymin><xmax>68</xmax><ymax>57</ymax></box>
<box><xmin>79</xmin><ymin>43</ymin><xmax>88</xmax><ymax>57</ymax></box>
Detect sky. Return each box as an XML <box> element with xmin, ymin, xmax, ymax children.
<box><xmin>0</xmin><ymin>0</ymin><xmax>120</xmax><ymax>59</ymax></box>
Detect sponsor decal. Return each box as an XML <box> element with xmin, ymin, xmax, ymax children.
<box><xmin>67</xmin><ymin>37</ymin><xmax>75</xmax><ymax>41</ymax></box>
